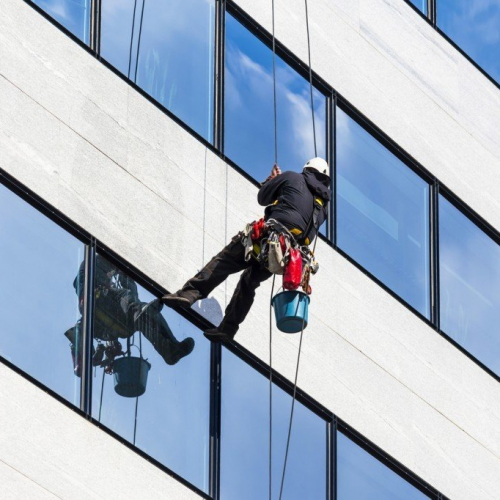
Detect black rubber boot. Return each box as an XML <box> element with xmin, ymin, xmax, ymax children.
<box><xmin>161</xmin><ymin>292</ymin><xmax>193</xmax><ymax>309</ymax></box>
<box><xmin>203</xmin><ymin>328</ymin><xmax>234</xmax><ymax>343</ymax></box>
<box><xmin>163</xmin><ymin>337</ymin><xmax>195</xmax><ymax>365</ymax></box>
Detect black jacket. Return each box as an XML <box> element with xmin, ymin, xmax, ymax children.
<box><xmin>257</xmin><ymin>170</ymin><xmax>331</xmax><ymax>243</ymax></box>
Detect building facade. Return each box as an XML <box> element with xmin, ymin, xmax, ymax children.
<box><xmin>1</xmin><ymin>0</ymin><xmax>500</xmax><ymax>498</ymax></box>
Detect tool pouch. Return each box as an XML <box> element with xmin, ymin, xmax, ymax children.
<box><xmin>243</xmin><ymin>223</ymin><xmax>254</xmax><ymax>261</ymax></box>
<box><xmin>267</xmin><ymin>234</ymin><xmax>285</xmax><ymax>275</ymax></box>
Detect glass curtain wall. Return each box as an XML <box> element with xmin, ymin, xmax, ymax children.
<box><xmin>337</xmin><ymin>432</ymin><xmax>430</xmax><ymax>499</ymax></box>
<box><xmin>31</xmin><ymin>0</ymin><xmax>91</xmax><ymax>43</ymax></box>
<box><xmin>0</xmin><ymin>183</ymin><xmax>84</xmax><ymax>405</ymax></box>
<box><xmin>224</xmin><ymin>13</ymin><xmax>327</xmax><ymax>182</ymax></box>
<box><xmin>220</xmin><ymin>348</ymin><xmax>327</xmax><ymax>500</ymax></box>
<box><xmin>336</xmin><ymin>107</ymin><xmax>431</xmax><ymax>318</ymax></box>
<box><xmin>89</xmin><ymin>255</ymin><xmax>211</xmax><ymax>492</ymax></box>
<box><xmin>439</xmin><ymin>196</ymin><xmax>500</xmax><ymax>376</ymax></box>
<box><xmin>408</xmin><ymin>0</ymin><xmax>428</xmax><ymax>15</ymax></box>
<box><xmin>437</xmin><ymin>0</ymin><xmax>500</xmax><ymax>85</ymax></box>
<box><xmin>100</xmin><ymin>0</ymin><xmax>215</xmax><ymax>141</ymax></box>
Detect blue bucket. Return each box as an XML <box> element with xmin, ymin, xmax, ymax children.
<box><xmin>113</xmin><ymin>356</ymin><xmax>151</xmax><ymax>398</ymax></box>
<box><xmin>271</xmin><ymin>291</ymin><xmax>310</xmax><ymax>334</ymax></box>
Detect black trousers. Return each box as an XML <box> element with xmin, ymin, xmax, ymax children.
<box><xmin>179</xmin><ymin>233</ymin><xmax>272</xmax><ymax>336</ymax></box>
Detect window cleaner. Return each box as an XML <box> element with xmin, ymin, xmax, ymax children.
<box><xmin>161</xmin><ymin>157</ymin><xmax>331</xmax><ymax>343</ymax></box>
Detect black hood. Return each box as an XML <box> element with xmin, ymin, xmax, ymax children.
<box><xmin>303</xmin><ymin>170</ymin><xmax>331</xmax><ymax>202</ymax></box>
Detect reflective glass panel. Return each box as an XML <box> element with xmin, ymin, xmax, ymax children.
<box><xmin>225</xmin><ymin>13</ymin><xmax>327</xmax><ymax>182</ymax></box>
<box><xmin>408</xmin><ymin>0</ymin><xmax>428</xmax><ymax>15</ymax></box>
<box><xmin>0</xmin><ymin>183</ymin><xmax>84</xmax><ymax>405</ymax></box>
<box><xmin>221</xmin><ymin>348</ymin><xmax>327</xmax><ymax>499</ymax></box>
<box><xmin>101</xmin><ymin>0</ymin><xmax>215</xmax><ymax>141</ymax></box>
<box><xmin>437</xmin><ymin>0</ymin><xmax>500</xmax><ymax>84</ymax></box>
<box><xmin>439</xmin><ymin>196</ymin><xmax>500</xmax><ymax>375</ymax></box>
<box><xmin>32</xmin><ymin>0</ymin><xmax>90</xmax><ymax>43</ymax></box>
<box><xmin>90</xmin><ymin>255</ymin><xmax>210</xmax><ymax>492</ymax></box>
<box><xmin>337</xmin><ymin>432</ymin><xmax>429</xmax><ymax>499</ymax></box>
<box><xmin>336</xmin><ymin>107</ymin><xmax>430</xmax><ymax>318</ymax></box>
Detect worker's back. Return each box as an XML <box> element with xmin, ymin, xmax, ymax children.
<box><xmin>258</xmin><ymin>169</ymin><xmax>331</xmax><ymax>242</ymax></box>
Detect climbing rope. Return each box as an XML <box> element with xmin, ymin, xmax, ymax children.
<box><xmin>271</xmin><ymin>0</ymin><xmax>278</xmax><ymax>167</ymax></box>
<box><xmin>269</xmin><ymin>0</ymin><xmax>318</xmax><ymax>497</ymax></box>
<box><xmin>269</xmin><ymin>274</ymin><xmax>276</xmax><ymax>500</ymax></box>
<box><xmin>132</xmin><ymin>331</ymin><xmax>143</xmax><ymax>445</ymax></box>
<box><xmin>304</xmin><ymin>0</ymin><xmax>317</xmax><ymax>157</ymax></box>
<box><xmin>134</xmin><ymin>0</ymin><xmax>147</xmax><ymax>83</ymax></box>
<box><xmin>127</xmin><ymin>0</ymin><xmax>139</xmax><ymax>79</ymax></box>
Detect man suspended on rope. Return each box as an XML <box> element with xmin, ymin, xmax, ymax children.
<box><xmin>65</xmin><ymin>255</ymin><xmax>195</xmax><ymax>377</ymax></box>
<box><xmin>161</xmin><ymin>157</ymin><xmax>331</xmax><ymax>343</ymax></box>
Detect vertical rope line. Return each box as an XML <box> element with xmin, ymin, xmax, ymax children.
<box><xmin>133</xmin><ymin>395</ymin><xmax>139</xmax><ymax>445</ymax></box>
<box><xmin>269</xmin><ymin>274</ymin><xmax>276</xmax><ymax>500</ymax></box>
<box><xmin>133</xmin><ymin>332</ymin><xmax>143</xmax><ymax>446</ymax></box>
<box><xmin>304</xmin><ymin>0</ymin><xmax>317</xmax><ymax>157</ymax></box>
<box><xmin>277</xmin><ymin>1</ymin><xmax>317</xmax><ymax>495</ymax></box>
<box><xmin>272</xmin><ymin>0</ymin><xmax>278</xmax><ymax>166</ymax></box>
<box><xmin>134</xmin><ymin>0</ymin><xmax>147</xmax><ymax>83</ymax></box>
<box><xmin>98</xmin><ymin>366</ymin><xmax>105</xmax><ymax>422</ymax></box>
<box><xmin>127</xmin><ymin>0</ymin><xmax>139</xmax><ymax>79</ymax></box>
<box><xmin>270</xmin><ymin>2</ymin><xmax>279</xmax><ymax>496</ymax></box>
<box><xmin>278</xmin><ymin>319</ymin><xmax>305</xmax><ymax>500</ymax></box>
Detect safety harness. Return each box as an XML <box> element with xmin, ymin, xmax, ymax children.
<box><xmin>241</xmin><ymin>194</ymin><xmax>324</xmax><ymax>294</ymax></box>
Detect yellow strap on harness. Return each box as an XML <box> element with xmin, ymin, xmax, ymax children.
<box><xmin>271</xmin><ymin>197</ymin><xmax>324</xmax><ymax>246</ymax></box>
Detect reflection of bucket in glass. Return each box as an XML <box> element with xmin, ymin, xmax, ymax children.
<box><xmin>271</xmin><ymin>291</ymin><xmax>310</xmax><ymax>334</ymax></box>
<box><xmin>113</xmin><ymin>356</ymin><xmax>151</xmax><ymax>398</ymax></box>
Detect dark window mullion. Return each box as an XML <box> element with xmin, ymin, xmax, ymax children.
<box><xmin>330</xmin><ymin>93</ymin><xmax>337</xmax><ymax>247</ymax></box>
<box><xmin>329</xmin><ymin>417</ymin><xmax>337</xmax><ymax>500</ymax></box>
<box><xmin>90</xmin><ymin>0</ymin><xmax>102</xmax><ymax>55</ymax></box>
<box><xmin>214</xmin><ymin>0</ymin><xmax>226</xmax><ymax>152</ymax></box>
<box><xmin>430</xmin><ymin>181</ymin><xmax>440</xmax><ymax>329</ymax></box>
<box><xmin>209</xmin><ymin>342</ymin><xmax>222</xmax><ymax>499</ymax></box>
<box><xmin>428</xmin><ymin>0</ymin><xmax>436</xmax><ymax>26</ymax></box>
<box><xmin>80</xmin><ymin>237</ymin><xmax>96</xmax><ymax>416</ymax></box>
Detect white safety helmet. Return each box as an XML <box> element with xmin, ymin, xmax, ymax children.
<box><xmin>303</xmin><ymin>157</ymin><xmax>330</xmax><ymax>178</ymax></box>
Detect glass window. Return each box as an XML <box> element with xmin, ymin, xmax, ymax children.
<box><xmin>224</xmin><ymin>13</ymin><xmax>327</xmax><ymax>182</ymax></box>
<box><xmin>0</xmin><ymin>183</ymin><xmax>84</xmax><ymax>405</ymax></box>
<box><xmin>337</xmin><ymin>432</ymin><xmax>430</xmax><ymax>499</ymax></box>
<box><xmin>408</xmin><ymin>0</ymin><xmax>428</xmax><ymax>15</ymax></box>
<box><xmin>437</xmin><ymin>0</ymin><xmax>500</xmax><ymax>84</ymax></box>
<box><xmin>90</xmin><ymin>255</ymin><xmax>210</xmax><ymax>492</ymax></box>
<box><xmin>336</xmin><ymin>107</ymin><xmax>430</xmax><ymax>318</ymax></box>
<box><xmin>439</xmin><ymin>196</ymin><xmax>500</xmax><ymax>375</ymax></box>
<box><xmin>220</xmin><ymin>348</ymin><xmax>327</xmax><ymax>499</ymax></box>
<box><xmin>100</xmin><ymin>0</ymin><xmax>215</xmax><ymax>142</ymax></box>
<box><xmin>32</xmin><ymin>0</ymin><xmax>91</xmax><ymax>43</ymax></box>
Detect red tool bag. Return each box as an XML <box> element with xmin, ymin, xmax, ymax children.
<box><xmin>251</xmin><ymin>218</ymin><xmax>266</xmax><ymax>241</ymax></box>
<box><xmin>283</xmin><ymin>248</ymin><xmax>303</xmax><ymax>290</ymax></box>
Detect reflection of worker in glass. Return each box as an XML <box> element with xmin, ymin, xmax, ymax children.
<box><xmin>65</xmin><ymin>256</ymin><xmax>194</xmax><ymax>376</ymax></box>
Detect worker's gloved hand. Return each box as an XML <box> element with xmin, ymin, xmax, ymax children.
<box><xmin>270</xmin><ymin>164</ymin><xmax>281</xmax><ymax>178</ymax></box>
<box><xmin>261</xmin><ymin>164</ymin><xmax>282</xmax><ymax>185</ymax></box>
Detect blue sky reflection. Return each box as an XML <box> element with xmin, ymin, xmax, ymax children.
<box><xmin>0</xmin><ymin>183</ymin><xmax>84</xmax><ymax>405</ymax></box>
<box><xmin>437</xmin><ymin>0</ymin><xmax>500</xmax><ymax>84</ymax></box>
<box><xmin>220</xmin><ymin>348</ymin><xmax>327</xmax><ymax>500</ymax></box>
<box><xmin>32</xmin><ymin>0</ymin><xmax>90</xmax><ymax>43</ymax></box>
<box><xmin>439</xmin><ymin>196</ymin><xmax>500</xmax><ymax>375</ymax></box>
<box><xmin>337</xmin><ymin>432</ymin><xmax>429</xmax><ymax>499</ymax></box>
<box><xmin>225</xmin><ymin>14</ymin><xmax>326</xmax><ymax>182</ymax></box>
<box><xmin>336</xmin><ymin>107</ymin><xmax>430</xmax><ymax>318</ymax></box>
<box><xmin>101</xmin><ymin>0</ymin><xmax>215</xmax><ymax>141</ymax></box>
